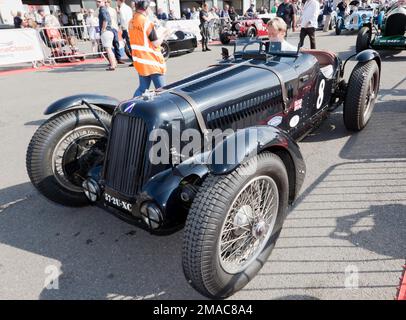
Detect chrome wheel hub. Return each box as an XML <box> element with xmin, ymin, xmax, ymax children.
<box><xmin>218</xmin><ymin>175</ymin><xmax>279</xmax><ymax>274</ymax></box>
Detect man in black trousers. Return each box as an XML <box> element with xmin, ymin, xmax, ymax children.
<box><xmin>298</xmin><ymin>0</ymin><xmax>320</xmax><ymax>49</ymax></box>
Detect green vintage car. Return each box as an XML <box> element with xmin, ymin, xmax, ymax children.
<box><xmin>356</xmin><ymin>1</ymin><xmax>406</xmax><ymax>52</ymax></box>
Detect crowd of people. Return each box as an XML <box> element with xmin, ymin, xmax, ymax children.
<box><xmin>8</xmin><ymin>0</ymin><xmax>401</xmax><ymax>94</ymax></box>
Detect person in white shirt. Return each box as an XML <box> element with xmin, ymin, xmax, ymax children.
<box><xmin>117</xmin><ymin>0</ymin><xmax>133</xmax><ymax>60</ymax></box>
<box><xmin>299</xmin><ymin>0</ymin><xmax>320</xmax><ymax>49</ymax></box>
<box><xmin>267</xmin><ymin>17</ymin><xmax>298</xmax><ymax>51</ymax></box>
<box><xmin>86</xmin><ymin>8</ymin><xmax>100</xmax><ymax>53</ymax></box>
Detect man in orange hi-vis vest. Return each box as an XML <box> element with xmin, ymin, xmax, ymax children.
<box><xmin>129</xmin><ymin>0</ymin><xmax>167</xmax><ymax>97</ymax></box>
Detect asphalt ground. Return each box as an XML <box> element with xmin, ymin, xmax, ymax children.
<box><xmin>0</xmin><ymin>31</ymin><xmax>405</xmax><ymax>300</ymax></box>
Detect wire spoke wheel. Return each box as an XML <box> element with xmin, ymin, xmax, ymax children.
<box><xmin>218</xmin><ymin>176</ymin><xmax>279</xmax><ymax>274</ymax></box>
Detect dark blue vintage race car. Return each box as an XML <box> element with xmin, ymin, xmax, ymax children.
<box><xmin>26</xmin><ymin>39</ymin><xmax>381</xmax><ymax>298</ymax></box>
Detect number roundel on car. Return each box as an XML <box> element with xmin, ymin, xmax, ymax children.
<box><xmin>316</xmin><ymin>79</ymin><xmax>326</xmax><ymax>109</ymax></box>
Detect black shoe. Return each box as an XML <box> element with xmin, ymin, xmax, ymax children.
<box><xmin>205</xmin><ymin>48</ymin><xmax>211</xmax><ymax>51</ymax></box>
<box><xmin>202</xmin><ymin>48</ymin><xmax>206</xmax><ymax>52</ymax></box>
<box><xmin>128</xmin><ymin>63</ymin><xmax>133</xmax><ymax>67</ymax></box>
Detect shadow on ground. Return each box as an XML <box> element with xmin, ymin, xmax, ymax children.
<box><xmin>0</xmin><ymin>183</ymin><xmax>204</xmax><ymax>300</ymax></box>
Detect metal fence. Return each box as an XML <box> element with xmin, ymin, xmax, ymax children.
<box><xmin>37</xmin><ymin>25</ymin><xmax>106</xmax><ymax>64</ymax></box>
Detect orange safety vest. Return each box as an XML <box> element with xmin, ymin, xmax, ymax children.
<box><xmin>129</xmin><ymin>12</ymin><xmax>166</xmax><ymax>76</ymax></box>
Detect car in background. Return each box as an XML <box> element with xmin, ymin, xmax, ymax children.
<box><xmin>356</xmin><ymin>1</ymin><xmax>406</xmax><ymax>52</ymax></box>
<box><xmin>220</xmin><ymin>13</ymin><xmax>274</xmax><ymax>44</ymax></box>
<box><xmin>317</xmin><ymin>5</ymin><xmax>338</xmax><ymax>30</ymax></box>
<box><xmin>160</xmin><ymin>30</ymin><xmax>197</xmax><ymax>60</ymax></box>
<box><xmin>336</xmin><ymin>0</ymin><xmax>377</xmax><ymax>34</ymax></box>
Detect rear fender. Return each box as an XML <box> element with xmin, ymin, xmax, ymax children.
<box><xmin>44</xmin><ymin>94</ymin><xmax>120</xmax><ymax>115</ymax></box>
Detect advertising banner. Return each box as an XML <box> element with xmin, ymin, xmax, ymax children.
<box><xmin>0</xmin><ymin>28</ymin><xmax>45</xmax><ymax>66</ymax></box>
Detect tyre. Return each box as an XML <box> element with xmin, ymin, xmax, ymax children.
<box><xmin>182</xmin><ymin>152</ymin><xmax>289</xmax><ymax>298</ymax></box>
<box><xmin>220</xmin><ymin>32</ymin><xmax>231</xmax><ymax>45</ymax></box>
<box><xmin>26</xmin><ymin>108</ymin><xmax>111</xmax><ymax>206</ymax></box>
<box><xmin>335</xmin><ymin>19</ymin><xmax>342</xmax><ymax>35</ymax></box>
<box><xmin>344</xmin><ymin>60</ymin><xmax>380</xmax><ymax>131</ymax></box>
<box><xmin>161</xmin><ymin>41</ymin><xmax>170</xmax><ymax>60</ymax></box>
<box><xmin>246</xmin><ymin>27</ymin><xmax>257</xmax><ymax>38</ymax></box>
<box><xmin>356</xmin><ymin>27</ymin><xmax>371</xmax><ymax>53</ymax></box>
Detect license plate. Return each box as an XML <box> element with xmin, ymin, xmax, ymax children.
<box><xmin>104</xmin><ymin>193</ymin><xmax>132</xmax><ymax>212</ymax></box>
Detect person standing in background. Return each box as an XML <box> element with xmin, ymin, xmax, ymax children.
<box><xmin>191</xmin><ymin>7</ymin><xmax>199</xmax><ymax>19</ymax></box>
<box><xmin>97</xmin><ymin>0</ymin><xmax>117</xmax><ymax>70</ymax></box>
<box><xmin>118</xmin><ymin>0</ymin><xmax>133</xmax><ymax>61</ymax></box>
<box><xmin>299</xmin><ymin>0</ymin><xmax>319</xmax><ymax>49</ymax></box>
<box><xmin>129</xmin><ymin>0</ymin><xmax>167</xmax><ymax>97</ymax></box>
<box><xmin>277</xmin><ymin>0</ymin><xmax>296</xmax><ymax>36</ymax></box>
<box><xmin>86</xmin><ymin>8</ymin><xmax>100</xmax><ymax>53</ymax></box>
<box><xmin>229</xmin><ymin>6</ymin><xmax>237</xmax><ymax>21</ymax></box>
<box><xmin>106</xmin><ymin>0</ymin><xmax>124</xmax><ymax>64</ymax></box>
<box><xmin>322</xmin><ymin>0</ymin><xmax>333</xmax><ymax>32</ymax></box>
<box><xmin>199</xmin><ymin>3</ymin><xmax>211</xmax><ymax>52</ymax></box>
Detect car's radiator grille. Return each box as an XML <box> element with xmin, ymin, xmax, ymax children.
<box><xmin>104</xmin><ymin>114</ymin><xmax>148</xmax><ymax>197</ymax></box>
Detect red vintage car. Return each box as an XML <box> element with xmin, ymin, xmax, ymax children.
<box><xmin>220</xmin><ymin>14</ymin><xmax>274</xmax><ymax>44</ymax></box>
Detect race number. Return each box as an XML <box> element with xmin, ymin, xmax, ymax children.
<box><xmin>316</xmin><ymin>79</ymin><xmax>325</xmax><ymax>109</ymax></box>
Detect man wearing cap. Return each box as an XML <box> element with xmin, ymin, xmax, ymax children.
<box><xmin>129</xmin><ymin>0</ymin><xmax>167</xmax><ymax>97</ymax></box>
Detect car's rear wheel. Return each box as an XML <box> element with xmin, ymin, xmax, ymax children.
<box><xmin>220</xmin><ymin>32</ymin><xmax>231</xmax><ymax>44</ymax></box>
<box><xmin>182</xmin><ymin>152</ymin><xmax>289</xmax><ymax>298</ymax></box>
<box><xmin>26</xmin><ymin>109</ymin><xmax>111</xmax><ymax>206</ymax></box>
<box><xmin>246</xmin><ymin>27</ymin><xmax>257</xmax><ymax>38</ymax></box>
<box><xmin>356</xmin><ymin>27</ymin><xmax>371</xmax><ymax>53</ymax></box>
<box><xmin>344</xmin><ymin>60</ymin><xmax>380</xmax><ymax>131</ymax></box>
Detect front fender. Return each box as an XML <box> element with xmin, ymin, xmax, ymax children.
<box><xmin>207</xmin><ymin>126</ymin><xmax>306</xmax><ymax>202</ymax></box>
<box><xmin>44</xmin><ymin>94</ymin><xmax>120</xmax><ymax>115</ymax></box>
<box><xmin>355</xmin><ymin>49</ymin><xmax>381</xmax><ymax>71</ymax></box>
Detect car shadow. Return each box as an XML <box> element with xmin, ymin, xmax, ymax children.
<box><xmin>0</xmin><ymin>183</ymin><xmax>205</xmax><ymax>300</ymax></box>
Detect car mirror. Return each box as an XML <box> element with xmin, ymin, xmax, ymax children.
<box><xmin>222</xmin><ymin>47</ymin><xmax>230</xmax><ymax>60</ymax></box>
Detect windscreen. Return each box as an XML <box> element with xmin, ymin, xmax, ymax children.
<box><xmin>234</xmin><ymin>38</ymin><xmax>299</xmax><ymax>56</ymax></box>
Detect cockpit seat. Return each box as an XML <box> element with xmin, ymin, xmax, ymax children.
<box><xmin>301</xmin><ymin>49</ymin><xmax>338</xmax><ymax>78</ymax></box>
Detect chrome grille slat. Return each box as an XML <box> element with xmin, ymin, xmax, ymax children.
<box><xmin>105</xmin><ymin>114</ymin><xmax>148</xmax><ymax>197</ymax></box>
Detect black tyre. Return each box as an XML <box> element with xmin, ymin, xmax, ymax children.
<box><xmin>26</xmin><ymin>108</ymin><xmax>111</xmax><ymax>206</ymax></box>
<box><xmin>220</xmin><ymin>32</ymin><xmax>231</xmax><ymax>44</ymax></box>
<box><xmin>161</xmin><ymin>41</ymin><xmax>170</xmax><ymax>60</ymax></box>
<box><xmin>335</xmin><ymin>19</ymin><xmax>342</xmax><ymax>35</ymax></box>
<box><xmin>356</xmin><ymin>27</ymin><xmax>371</xmax><ymax>53</ymax></box>
<box><xmin>182</xmin><ymin>152</ymin><xmax>289</xmax><ymax>298</ymax></box>
<box><xmin>344</xmin><ymin>60</ymin><xmax>380</xmax><ymax>131</ymax></box>
<box><xmin>246</xmin><ymin>27</ymin><xmax>257</xmax><ymax>38</ymax></box>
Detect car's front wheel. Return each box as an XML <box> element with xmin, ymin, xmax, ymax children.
<box><xmin>26</xmin><ymin>108</ymin><xmax>111</xmax><ymax>206</ymax></box>
<box><xmin>344</xmin><ymin>60</ymin><xmax>380</xmax><ymax>131</ymax></box>
<box><xmin>182</xmin><ymin>152</ymin><xmax>289</xmax><ymax>298</ymax></box>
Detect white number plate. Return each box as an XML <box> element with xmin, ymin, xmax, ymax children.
<box><xmin>104</xmin><ymin>193</ymin><xmax>132</xmax><ymax>212</ymax></box>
